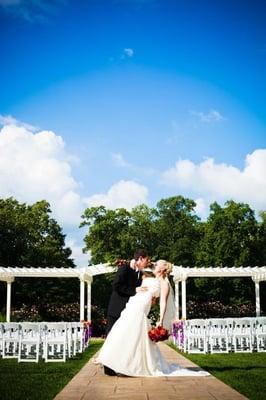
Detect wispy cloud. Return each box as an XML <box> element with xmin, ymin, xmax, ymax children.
<box><xmin>109</xmin><ymin>48</ymin><xmax>135</xmax><ymax>63</ymax></box>
<box><xmin>0</xmin><ymin>0</ymin><xmax>67</xmax><ymax>22</ymax></box>
<box><xmin>190</xmin><ymin>109</ymin><xmax>224</xmax><ymax>123</ymax></box>
<box><xmin>111</xmin><ymin>152</ymin><xmax>132</xmax><ymax>168</ymax></box>
<box><xmin>123</xmin><ymin>48</ymin><xmax>134</xmax><ymax>58</ymax></box>
<box><xmin>120</xmin><ymin>48</ymin><xmax>134</xmax><ymax>60</ymax></box>
<box><xmin>111</xmin><ymin>152</ymin><xmax>155</xmax><ymax>176</ymax></box>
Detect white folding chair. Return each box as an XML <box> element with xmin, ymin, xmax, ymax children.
<box><xmin>68</xmin><ymin>322</ymin><xmax>85</xmax><ymax>357</ymax></box>
<box><xmin>0</xmin><ymin>323</ymin><xmax>4</xmax><ymax>356</ymax></box>
<box><xmin>18</xmin><ymin>323</ymin><xmax>41</xmax><ymax>362</ymax></box>
<box><xmin>2</xmin><ymin>323</ymin><xmax>21</xmax><ymax>358</ymax></box>
<box><xmin>43</xmin><ymin>323</ymin><xmax>68</xmax><ymax>362</ymax></box>
<box><xmin>232</xmin><ymin>318</ymin><xmax>253</xmax><ymax>352</ymax></box>
<box><xmin>209</xmin><ymin>319</ymin><xmax>229</xmax><ymax>353</ymax></box>
<box><xmin>255</xmin><ymin>317</ymin><xmax>266</xmax><ymax>352</ymax></box>
<box><xmin>184</xmin><ymin>319</ymin><xmax>209</xmax><ymax>354</ymax></box>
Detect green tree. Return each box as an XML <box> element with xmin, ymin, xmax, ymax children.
<box><xmin>81</xmin><ymin>196</ymin><xmax>201</xmax><ymax>265</ymax></box>
<box><xmin>0</xmin><ymin>198</ymin><xmax>76</xmax><ymax>312</ymax></box>
<box><xmin>128</xmin><ymin>204</ymin><xmax>159</xmax><ymax>256</ymax></box>
<box><xmin>154</xmin><ymin>196</ymin><xmax>201</xmax><ymax>265</ymax></box>
<box><xmin>0</xmin><ymin>198</ymin><xmax>74</xmax><ymax>268</ymax></box>
<box><xmin>256</xmin><ymin>211</ymin><xmax>266</xmax><ymax>266</ymax></box>
<box><xmin>196</xmin><ymin>200</ymin><xmax>258</xmax><ymax>267</ymax></box>
<box><xmin>81</xmin><ymin>206</ymin><xmax>132</xmax><ymax>263</ymax></box>
<box><xmin>194</xmin><ymin>200</ymin><xmax>259</xmax><ymax>304</ymax></box>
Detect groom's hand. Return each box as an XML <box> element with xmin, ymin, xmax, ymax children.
<box><xmin>136</xmin><ymin>286</ymin><xmax>148</xmax><ymax>293</ymax></box>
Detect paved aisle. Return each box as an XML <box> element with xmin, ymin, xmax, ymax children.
<box><xmin>54</xmin><ymin>343</ymin><xmax>248</xmax><ymax>400</ymax></box>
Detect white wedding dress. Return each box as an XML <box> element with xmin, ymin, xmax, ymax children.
<box><xmin>97</xmin><ymin>277</ymin><xmax>209</xmax><ymax>377</ymax></box>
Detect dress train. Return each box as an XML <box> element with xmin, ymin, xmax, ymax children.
<box><xmin>97</xmin><ymin>277</ymin><xmax>209</xmax><ymax>377</ymax></box>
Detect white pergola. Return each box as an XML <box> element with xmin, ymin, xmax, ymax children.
<box><xmin>172</xmin><ymin>266</ymin><xmax>266</xmax><ymax>320</ymax></box>
<box><xmin>0</xmin><ymin>265</ymin><xmax>265</xmax><ymax>322</ymax></box>
<box><xmin>0</xmin><ymin>264</ymin><xmax>114</xmax><ymax>322</ymax></box>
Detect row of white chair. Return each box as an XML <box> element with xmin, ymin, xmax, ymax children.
<box><xmin>0</xmin><ymin>322</ymin><xmax>90</xmax><ymax>362</ymax></box>
<box><xmin>172</xmin><ymin>317</ymin><xmax>266</xmax><ymax>354</ymax></box>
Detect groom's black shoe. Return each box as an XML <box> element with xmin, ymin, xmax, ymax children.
<box><xmin>103</xmin><ymin>365</ymin><xmax>117</xmax><ymax>376</ymax></box>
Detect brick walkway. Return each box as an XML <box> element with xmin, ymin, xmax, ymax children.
<box><xmin>54</xmin><ymin>343</ymin><xmax>248</xmax><ymax>400</ymax></box>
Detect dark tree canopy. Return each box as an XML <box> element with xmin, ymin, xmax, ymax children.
<box><xmin>81</xmin><ymin>196</ymin><xmax>201</xmax><ymax>266</ymax></box>
<box><xmin>81</xmin><ymin>196</ymin><xmax>266</xmax><ymax>309</ymax></box>
<box><xmin>0</xmin><ymin>198</ymin><xmax>74</xmax><ymax>268</ymax></box>
<box><xmin>0</xmin><ymin>198</ymin><xmax>76</xmax><ymax>310</ymax></box>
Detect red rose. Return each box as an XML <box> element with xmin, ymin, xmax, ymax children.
<box><xmin>148</xmin><ymin>326</ymin><xmax>169</xmax><ymax>342</ymax></box>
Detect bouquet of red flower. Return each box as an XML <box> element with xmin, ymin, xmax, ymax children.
<box><xmin>148</xmin><ymin>326</ymin><xmax>169</xmax><ymax>342</ymax></box>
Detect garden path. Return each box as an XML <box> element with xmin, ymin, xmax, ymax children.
<box><xmin>54</xmin><ymin>342</ymin><xmax>248</xmax><ymax>400</ymax></box>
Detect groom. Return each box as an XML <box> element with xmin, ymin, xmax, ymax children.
<box><xmin>104</xmin><ymin>249</ymin><xmax>150</xmax><ymax>375</ymax></box>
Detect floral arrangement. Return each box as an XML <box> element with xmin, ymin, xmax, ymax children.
<box><xmin>148</xmin><ymin>326</ymin><xmax>169</xmax><ymax>342</ymax></box>
<box><xmin>172</xmin><ymin>320</ymin><xmax>185</xmax><ymax>347</ymax></box>
<box><xmin>81</xmin><ymin>320</ymin><xmax>92</xmax><ymax>345</ymax></box>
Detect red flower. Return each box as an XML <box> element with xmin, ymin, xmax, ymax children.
<box><xmin>148</xmin><ymin>326</ymin><xmax>169</xmax><ymax>342</ymax></box>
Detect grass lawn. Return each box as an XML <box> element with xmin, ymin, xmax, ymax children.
<box><xmin>0</xmin><ymin>338</ymin><xmax>104</xmax><ymax>400</ymax></box>
<box><xmin>168</xmin><ymin>342</ymin><xmax>266</xmax><ymax>400</ymax></box>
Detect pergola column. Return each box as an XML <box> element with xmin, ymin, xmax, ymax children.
<box><xmin>79</xmin><ymin>278</ymin><xmax>85</xmax><ymax>321</ymax></box>
<box><xmin>174</xmin><ymin>280</ymin><xmax>180</xmax><ymax>320</ymax></box>
<box><xmin>252</xmin><ymin>278</ymin><xmax>261</xmax><ymax>317</ymax></box>
<box><xmin>181</xmin><ymin>278</ymin><xmax>187</xmax><ymax>320</ymax></box>
<box><xmin>86</xmin><ymin>277</ymin><xmax>93</xmax><ymax>321</ymax></box>
<box><xmin>6</xmin><ymin>277</ymin><xmax>15</xmax><ymax>322</ymax></box>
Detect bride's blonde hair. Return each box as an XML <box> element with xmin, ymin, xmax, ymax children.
<box><xmin>155</xmin><ymin>260</ymin><xmax>173</xmax><ymax>277</ymax></box>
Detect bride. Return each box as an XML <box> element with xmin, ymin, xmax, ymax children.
<box><xmin>96</xmin><ymin>260</ymin><xmax>209</xmax><ymax>377</ymax></box>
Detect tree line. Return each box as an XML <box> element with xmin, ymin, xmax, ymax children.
<box><xmin>0</xmin><ymin>196</ymin><xmax>265</xmax><ymax>319</ymax></box>
<box><xmin>81</xmin><ymin>196</ymin><xmax>266</xmax><ymax>308</ymax></box>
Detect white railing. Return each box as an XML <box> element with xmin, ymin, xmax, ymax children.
<box><xmin>172</xmin><ymin>317</ymin><xmax>266</xmax><ymax>354</ymax></box>
<box><xmin>0</xmin><ymin>322</ymin><xmax>91</xmax><ymax>362</ymax></box>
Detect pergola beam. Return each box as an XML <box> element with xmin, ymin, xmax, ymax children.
<box><xmin>0</xmin><ymin>264</ymin><xmax>114</xmax><ymax>323</ymax></box>
<box><xmin>173</xmin><ymin>266</ymin><xmax>266</xmax><ymax>319</ymax></box>
<box><xmin>0</xmin><ymin>265</ymin><xmax>265</xmax><ymax>322</ymax></box>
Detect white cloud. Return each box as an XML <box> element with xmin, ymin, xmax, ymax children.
<box><xmin>84</xmin><ymin>180</ymin><xmax>149</xmax><ymax>210</ymax></box>
<box><xmin>65</xmin><ymin>237</ymin><xmax>91</xmax><ymax>268</ymax></box>
<box><xmin>0</xmin><ymin>116</ymin><xmax>83</xmax><ymax>226</ymax></box>
<box><xmin>0</xmin><ymin>114</ymin><xmax>38</xmax><ymax>131</ymax></box>
<box><xmin>194</xmin><ymin>198</ymin><xmax>209</xmax><ymax>220</ymax></box>
<box><xmin>0</xmin><ymin>116</ymin><xmax>150</xmax><ymax>266</ymax></box>
<box><xmin>123</xmin><ymin>48</ymin><xmax>134</xmax><ymax>58</ymax></box>
<box><xmin>161</xmin><ymin>149</ymin><xmax>266</xmax><ymax>214</ymax></box>
<box><xmin>111</xmin><ymin>151</ymin><xmax>155</xmax><ymax>176</ymax></box>
<box><xmin>190</xmin><ymin>109</ymin><xmax>224</xmax><ymax>123</ymax></box>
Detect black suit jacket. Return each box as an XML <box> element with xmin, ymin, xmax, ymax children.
<box><xmin>107</xmin><ymin>264</ymin><xmax>142</xmax><ymax>318</ymax></box>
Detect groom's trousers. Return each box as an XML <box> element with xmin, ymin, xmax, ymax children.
<box><xmin>103</xmin><ymin>314</ymin><xmax>119</xmax><ymax>376</ymax></box>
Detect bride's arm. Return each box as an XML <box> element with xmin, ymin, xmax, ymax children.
<box><xmin>158</xmin><ymin>280</ymin><xmax>170</xmax><ymax>326</ymax></box>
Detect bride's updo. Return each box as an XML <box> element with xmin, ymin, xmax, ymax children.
<box><xmin>155</xmin><ymin>260</ymin><xmax>173</xmax><ymax>277</ymax></box>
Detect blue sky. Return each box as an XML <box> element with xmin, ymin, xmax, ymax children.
<box><xmin>0</xmin><ymin>0</ymin><xmax>265</xmax><ymax>266</ymax></box>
